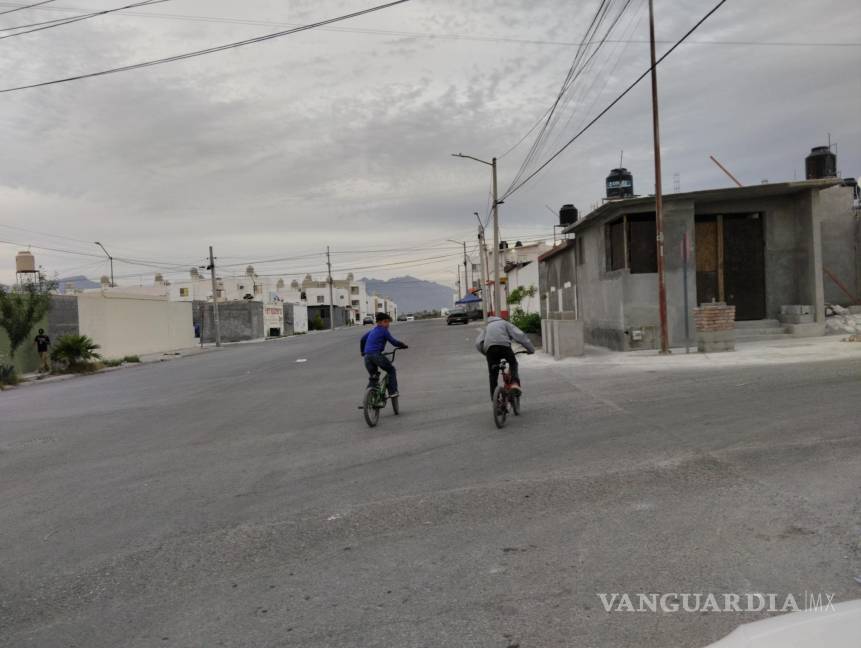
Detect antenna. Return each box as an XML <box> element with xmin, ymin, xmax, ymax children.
<box><xmin>673</xmin><ymin>173</ymin><xmax>681</xmax><ymax>193</ymax></box>
<box><xmin>827</xmin><ymin>133</ymin><xmax>831</xmax><ymax>150</ymax></box>
<box><xmin>619</xmin><ymin>149</ymin><xmax>624</xmax><ymax>168</ymax></box>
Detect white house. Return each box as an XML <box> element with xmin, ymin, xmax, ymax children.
<box><xmin>501</xmin><ymin>240</ymin><xmax>551</xmax><ymax>314</ymax></box>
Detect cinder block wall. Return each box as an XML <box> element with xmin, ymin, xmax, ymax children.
<box><xmin>193</xmin><ymin>301</ymin><xmax>264</xmax><ymax>343</ymax></box>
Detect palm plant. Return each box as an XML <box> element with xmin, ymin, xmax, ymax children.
<box><xmin>51</xmin><ymin>334</ymin><xmax>101</xmax><ymax>371</ymax></box>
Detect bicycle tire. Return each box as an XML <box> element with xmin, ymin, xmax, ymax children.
<box><xmin>391</xmin><ymin>395</ymin><xmax>399</xmax><ymax>415</ymax></box>
<box><xmin>492</xmin><ymin>386</ymin><xmax>507</xmax><ymax>429</ymax></box>
<box><xmin>512</xmin><ymin>394</ymin><xmax>520</xmax><ymax>416</ymax></box>
<box><xmin>363</xmin><ymin>387</ymin><xmax>380</xmax><ymax>427</ymax></box>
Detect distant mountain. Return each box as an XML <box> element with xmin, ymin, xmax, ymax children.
<box><xmin>363</xmin><ymin>276</ymin><xmax>454</xmax><ymax>313</ymax></box>
<box><xmin>56</xmin><ymin>275</ymin><xmax>100</xmax><ymax>293</ymax></box>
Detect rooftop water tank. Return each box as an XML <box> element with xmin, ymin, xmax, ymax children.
<box><xmin>606</xmin><ymin>168</ymin><xmax>634</xmax><ymax>199</ymax></box>
<box><xmin>559</xmin><ymin>204</ymin><xmax>579</xmax><ymax>226</ymax></box>
<box><xmin>805</xmin><ymin>146</ymin><xmax>837</xmax><ymax>179</ymax></box>
<box><xmin>15</xmin><ymin>250</ymin><xmax>36</xmax><ymax>273</ymax></box>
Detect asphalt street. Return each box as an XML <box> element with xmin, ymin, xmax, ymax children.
<box><xmin>1</xmin><ymin>319</ymin><xmax>859</xmax><ymax>647</ymax></box>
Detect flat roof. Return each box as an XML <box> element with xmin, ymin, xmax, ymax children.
<box><xmin>563</xmin><ymin>178</ymin><xmax>843</xmax><ymax>234</ymax></box>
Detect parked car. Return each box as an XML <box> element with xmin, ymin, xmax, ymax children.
<box><xmin>406</xmin><ymin>314</ymin><xmax>415</xmax><ymax>321</ymax></box>
<box><xmin>397</xmin><ymin>314</ymin><xmax>407</xmax><ymax>321</ymax></box>
<box><xmin>362</xmin><ymin>315</ymin><xmax>374</xmax><ymax>325</ymax></box>
<box><xmin>446</xmin><ymin>308</ymin><xmax>469</xmax><ymax>325</ymax></box>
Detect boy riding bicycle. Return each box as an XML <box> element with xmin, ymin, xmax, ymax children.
<box><xmin>360</xmin><ymin>312</ymin><xmax>408</xmax><ymax>397</ymax></box>
<box><xmin>476</xmin><ymin>316</ymin><xmax>535</xmax><ymax>399</ymax></box>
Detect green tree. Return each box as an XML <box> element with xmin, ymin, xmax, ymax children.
<box><xmin>507</xmin><ymin>285</ymin><xmax>537</xmax><ymax>306</ymax></box>
<box><xmin>0</xmin><ymin>282</ymin><xmax>54</xmax><ymax>360</ymax></box>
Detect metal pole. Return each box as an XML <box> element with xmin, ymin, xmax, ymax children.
<box><xmin>208</xmin><ymin>246</ymin><xmax>222</xmax><ymax>347</ymax></box>
<box><xmin>326</xmin><ymin>246</ymin><xmax>335</xmax><ymax>330</ymax></box>
<box><xmin>491</xmin><ymin>157</ymin><xmax>502</xmax><ymax>317</ymax></box>
<box><xmin>649</xmin><ymin>0</ymin><xmax>670</xmax><ymax>354</ymax></box>
<box><xmin>462</xmin><ymin>241</ymin><xmax>469</xmax><ymax>291</ymax></box>
<box><xmin>476</xmin><ymin>213</ymin><xmax>489</xmax><ymax>323</ymax></box>
<box><xmin>683</xmin><ymin>231</ymin><xmax>690</xmax><ymax>353</ymax></box>
<box><xmin>94</xmin><ymin>241</ymin><xmax>115</xmax><ymax>287</ymax></box>
<box><xmin>456</xmin><ymin>265</ymin><xmax>461</xmax><ymax>298</ymax></box>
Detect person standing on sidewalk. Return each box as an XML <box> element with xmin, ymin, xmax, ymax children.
<box><xmin>34</xmin><ymin>328</ymin><xmax>51</xmax><ymax>373</ymax></box>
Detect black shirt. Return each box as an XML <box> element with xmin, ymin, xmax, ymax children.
<box><xmin>35</xmin><ymin>334</ymin><xmax>50</xmax><ymax>353</ymax></box>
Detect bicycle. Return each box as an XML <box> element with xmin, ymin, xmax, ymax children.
<box><xmin>361</xmin><ymin>349</ymin><xmax>400</xmax><ymax>427</ymax></box>
<box><xmin>491</xmin><ymin>351</ymin><xmax>528</xmax><ymax>429</ymax></box>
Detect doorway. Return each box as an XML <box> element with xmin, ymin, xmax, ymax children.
<box><xmin>695</xmin><ymin>213</ymin><xmax>766</xmax><ymax>321</ymax></box>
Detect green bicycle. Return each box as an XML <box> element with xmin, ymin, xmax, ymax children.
<box><xmin>362</xmin><ymin>349</ymin><xmax>400</xmax><ymax>427</ymax></box>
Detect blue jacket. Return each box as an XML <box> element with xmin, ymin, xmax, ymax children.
<box><xmin>360</xmin><ymin>326</ymin><xmax>404</xmax><ymax>356</ymax></box>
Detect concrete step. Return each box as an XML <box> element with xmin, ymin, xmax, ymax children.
<box><xmin>735</xmin><ymin>333</ymin><xmax>791</xmax><ymax>343</ymax></box>
<box><xmin>735</xmin><ymin>327</ymin><xmax>787</xmax><ymax>337</ymax></box>
<box><xmin>735</xmin><ymin>319</ymin><xmax>781</xmax><ymax>329</ymax></box>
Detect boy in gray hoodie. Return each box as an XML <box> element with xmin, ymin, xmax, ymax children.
<box><xmin>475</xmin><ymin>316</ymin><xmax>535</xmax><ymax>399</ymax></box>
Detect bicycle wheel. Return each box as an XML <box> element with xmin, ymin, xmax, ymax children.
<box><xmin>492</xmin><ymin>386</ymin><xmax>508</xmax><ymax>429</ymax></box>
<box><xmin>512</xmin><ymin>393</ymin><xmax>520</xmax><ymax>416</ymax></box>
<box><xmin>391</xmin><ymin>395</ymin><xmax>399</xmax><ymax>415</ymax></box>
<box><xmin>363</xmin><ymin>387</ymin><xmax>380</xmax><ymax>427</ymax></box>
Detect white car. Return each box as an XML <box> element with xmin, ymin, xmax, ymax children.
<box><xmin>704</xmin><ymin>598</ymin><xmax>861</xmax><ymax>647</ymax></box>
<box><xmin>406</xmin><ymin>315</ymin><xmax>415</xmax><ymax>321</ymax></box>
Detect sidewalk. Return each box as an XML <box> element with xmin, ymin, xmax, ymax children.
<box><xmin>528</xmin><ymin>334</ymin><xmax>861</xmax><ymax>373</ymax></box>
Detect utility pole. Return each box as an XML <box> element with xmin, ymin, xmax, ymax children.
<box><xmin>490</xmin><ymin>157</ymin><xmax>502</xmax><ymax>317</ymax></box>
<box><xmin>208</xmin><ymin>246</ymin><xmax>222</xmax><ymax>347</ymax></box>
<box><xmin>462</xmin><ymin>241</ymin><xmax>469</xmax><ymax>291</ymax></box>
<box><xmin>456</xmin><ymin>265</ymin><xmax>462</xmax><ymax>297</ymax></box>
<box><xmin>649</xmin><ymin>0</ymin><xmax>670</xmax><ymax>354</ymax></box>
<box><xmin>94</xmin><ymin>241</ymin><xmax>114</xmax><ymax>287</ymax></box>
<box><xmin>326</xmin><ymin>246</ymin><xmax>335</xmax><ymax>330</ymax></box>
<box><xmin>475</xmin><ymin>212</ymin><xmax>489</xmax><ymax>323</ymax></box>
<box><xmin>452</xmin><ymin>153</ymin><xmax>502</xmax><ymax>316</ymax></box>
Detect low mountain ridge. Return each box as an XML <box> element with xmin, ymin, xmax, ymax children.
<box><xmin>362</xmin><ymin>276</ymin><xmax>453</xmax><ymax>313</ymax></box>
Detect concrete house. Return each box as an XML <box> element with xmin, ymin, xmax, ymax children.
<box><xmin>540</xmin><ymin>177</ymin><xmax>859</xmax><ymax>352</ymax></box>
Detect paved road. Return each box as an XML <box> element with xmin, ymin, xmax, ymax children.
<box><xmin>1</xmin><ymin>320</ymin><xmax>859</xmax><ymax>647</ymax></box>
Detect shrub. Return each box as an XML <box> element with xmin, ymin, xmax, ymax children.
<box><xmin>510</xmin><ymin>308</ymin><xmax>541</xmax><ymax>335</ymax></box>
<box><xmin>51</xmin><ymin>334</ymin><xmax>101</xmax><ymax>372</ymax></box>
<box><xmin>0</xmin><ymin>281</ymin><xmax>55</xmax><ymax>362</ymax></box>
<box><xmin>0</xmin><ymin>364</ymin><xmax>18</xmax><ymax>388</ymax></box>
<box><xmin>308</xmin><ymin>315</ymin><xmax>325</xmax><ymax>331</ymax></box>
<box><xmin>103</xmin><ymin>358</ymin><xmax>124</xmax><ymax>368</ymax></box>
<box><xmin>122</xmin><ymin>355</ymin><xmax>141</xmax><ymax>363</ymax></box>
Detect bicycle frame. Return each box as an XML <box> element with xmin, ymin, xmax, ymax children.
<box><xmin>367</xmin><ymin>350</ymin><xmax>397</xmax><ymax>405</ymax></box>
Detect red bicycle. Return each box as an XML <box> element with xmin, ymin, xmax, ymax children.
<box><xmin>492</xmin><ymin>351</ymin><xmax>528</xmax><ymax>428</ymax></box>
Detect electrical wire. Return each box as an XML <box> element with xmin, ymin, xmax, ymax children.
<box><xmin>0</xmin><ymin>0</ymin><xmax>414</xmax><ymax>94</ymax></box>
<box><xmin>0</xmin><ymin>0</ymin><xmax>167</xmax><ymax>41</ymax></box>
<box><xmin>0</xmin><ymin>0</ymin><xmax>56</xmax><ymax>16</ymax></box>
<box><xmin>502</xmin><ymin>0</ymin><xmax>729</xmax><ymax>200</ymax></box>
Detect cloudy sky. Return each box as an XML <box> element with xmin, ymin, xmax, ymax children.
<box><xmin>0</xmin><ymin>0</ymin><xmax>859</xmax><ymax>288</ymax></box>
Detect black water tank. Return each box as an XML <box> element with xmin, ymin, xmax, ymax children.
<box><xmin>499</xmin><ymin>240</ymin><xmax>509</xmax><ymax>250</ymax></box>
<box><xmin>606</xmin><ymin>168</ymin><xmax>634</xmax><ymax>198</ymax></box>
<box><xmin>559</xmin><ymin>204</ymin><xmax>579</xmax><ymax>226</ymax></box>
<box><xmin>515</xmin><ymin>241</ymin><xmax>523</xmax><ymax>247</ymax></box>
<box><xmin>805</xmin><ymin>146</ymin><xmax>837</xmax><ymax>179</ymax></box>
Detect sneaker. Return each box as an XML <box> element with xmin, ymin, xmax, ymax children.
<box><xmin>388</xmin><ymin>391</ymin><xmax>399</xmax><ymax>398</ymax></box>
<box><xmin>509</xmin><ymin>383</ymin><xmax>522</xmax><ymax>395</ymax></box>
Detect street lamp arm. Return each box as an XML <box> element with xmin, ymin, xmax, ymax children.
<box><xmin>451</xmin><ymin>153</ymin><xmax>492</xmax><ymax>166</ymax></box>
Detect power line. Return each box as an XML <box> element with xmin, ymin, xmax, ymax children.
<box><xmin>0</xmin><ymin>2</ymin><xmax>853</xmax><ymax>48</ymax></box>
<box><xmin>502</xmin><ymin>0</ymin><xmax>729</xmax><ymax>200</ymax></box>
<box><xmin>0</xmin><ymin>0</ymin><xmax>167</xmax><ymax>41</ymax></box>
<box><xmin>0</xmin><ymin>0</ymin><xmax>57</xmax><ymax>16</ymax></box>
<box><xmin>0</xmin><ymin>0</ymin><xmax>414</xmax><ymax>94</ymax></box>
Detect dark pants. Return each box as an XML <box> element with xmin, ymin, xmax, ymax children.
<box><xmin>486</xmin><ymin>345</ymin><xmax>518</xmax><ymax>399</ymax></box>
<box><xmin>364</xmin><ymin>353</ymin><xmax>398</xmax><ymax>394</ymax></box>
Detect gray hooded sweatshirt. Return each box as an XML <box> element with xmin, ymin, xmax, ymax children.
<box><xmin>475</xmin><ymin>316</ymin><xmax>535</xmax><ymax>355</ymax></box>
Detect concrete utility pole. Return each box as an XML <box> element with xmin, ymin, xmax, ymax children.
<box><xmin>94</xmin><ymin>241</ymin><xmax>114</xmax><ymax>287</ymax></box>
<box><xmin>462</xmin><ymin>241</ymin><xmax>470</xmax><ymax>291</ymax></box>
<box><xmin>475</xmin><ymin>212</ymin><xmax>489</xmax><ymax>323</ymax></box>
<box><xmin>456</xmin><ymin>265</ymin><xmax>462</xmax><ymax>298</ymax></box>
<box><xmin>326</xmin><ymin>246</ymin><xmax>335</xmax><ymax>330</ymax></box>
<box><xmin>451</xmin><ymin>153</ymin><xmax>502</xmax><ymax>316</ymax></box>
<box><xmin>649</xmin><ymin>0</ymin><xmax>670</xmax><ymax>354</ymax></box>
<box><xmin>208</xmin><ymin>246</ymin><xmax>222</xmax><ymax>347</ymax></box>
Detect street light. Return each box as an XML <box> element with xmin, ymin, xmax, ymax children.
<box><xmin>94</xmin><ymin>241</ymin><xmax>114</xmax><ymax>287</ymax></box>
<box><xmin>446</xmin><ymin>238</ymin><xmax>469</xmax><ymax>294</ymax></box>
<box><xmin>452</xmin><ymin>153</ymin><xmax>502</xmax><ymax>316</ymax></box>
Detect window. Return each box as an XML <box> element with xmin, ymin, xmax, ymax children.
<box><xmin>607</xmin><ymin>218</ymin><xmax>626</xmax><ymax>271</ymax></box>
<box><xmin>627</xmin><ymin>214</ymin><xmax>657</xmax><ymax>274</ymax></box>
<box><xmin>352</xmin><ymin>300</ymin><xmax>360</xmax><ymax>307</ymax></box>
<box><xmin>179</xmin><ymin>287</ymin><xmax>189</xmax><ymax>297</ymax></box>
<box><xmin>576</xmin><ymin>236</ymin><xmax>584</xmax><ymax>266</ymax></box>
<box><xmin>604</xmin><ymin>213</ymin><xmax>657</xmax><ymax>273</ymax></box>
<box><xmin>351</xmin><ymin>286</ymin><xmax>359</xmax><ymax>295</ymax></box>
<box><xmin>316</xmin><ymin>296</ymin><xmax>324</xmax><ymax>304</ymax></box>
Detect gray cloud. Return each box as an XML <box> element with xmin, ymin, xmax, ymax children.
<box><xmin>0</xmin><ymin>0</ymin><xmax>858</xmax><ymax>286</ymax></box>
